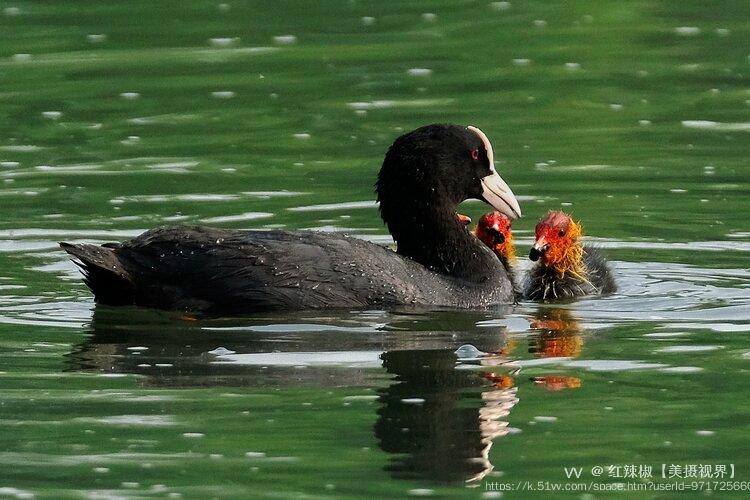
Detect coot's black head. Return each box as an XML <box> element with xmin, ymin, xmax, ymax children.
<box><xmin>376</xmin><ymin>124</ymin><xmax>521</xmax><ymax>236</ymax></box>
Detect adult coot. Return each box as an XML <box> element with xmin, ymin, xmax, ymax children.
<box><xmin>523</xmin><ymin>211</ymin><xmax>616</xmax><ymax>300</ymax></box>
<box><xmin>61</xmin><ymin>124</ymin><xmax>522</xmax><ymax>314</ymax></box>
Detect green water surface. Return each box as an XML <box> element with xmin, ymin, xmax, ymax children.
<box><xmin>1</xmin><ymin>1</ymin><xmax>749</xmax><ymax>498</ymax></box>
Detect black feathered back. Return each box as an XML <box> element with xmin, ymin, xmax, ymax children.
<box><xmin>62</xmin><ymin>226</ymin><xmax>513</xmax><ymax>314</ymax></box>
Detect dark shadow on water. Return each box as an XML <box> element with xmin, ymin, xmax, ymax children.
<box><xmin>65</xmin><ymin>304</ymin><xmax>584</xmax><ymax>483</ymax></box>
<box><xmin>375</xmin><ymin>348</ymin><xmax>518</xmax><ymax>483</ymax></box>
<box><xmin>66</xmin><ymin>305</ymin><xmax>512</xmax><ymax>387</ymax></box>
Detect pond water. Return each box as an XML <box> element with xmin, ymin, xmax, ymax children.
<box><xmin>1</xmin><ymin>1</ymin><xmax>749</xmax><ymax>498</ymax></box>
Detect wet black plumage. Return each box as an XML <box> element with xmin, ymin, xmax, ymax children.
<box><xmin>61</xmin><ymin>124</ymin><xmax>520</xmax><ymax>314</ymax></box>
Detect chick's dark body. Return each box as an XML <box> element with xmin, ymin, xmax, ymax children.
<box><xmin>523</xmin><ymin>247</ymin><xmax>616</xmax><ymax>301</ymax></box>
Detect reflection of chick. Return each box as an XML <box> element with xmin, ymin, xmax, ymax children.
<box><xmin>531</xmin><ymin>375</ymin><xmax>581</xmax><ymax>391</ymax></box>
<box><xmin>529</xmin><ymin>308</ymin><xmax>582</xmax><ymax>390</ymax></box>
<box><xmin>529</xmin><ymin>307</ymin><xmax>583</xmax><ymax>358</ymax></box>
<box><xmin>525</xmin><ymin>211</ymin><xmax>616</xmax><ymax>300</ymax></box>
<box><xmin>482</xmin><ymin>372</ymin><xmax>515</xmax><ymax>389</ymax></box>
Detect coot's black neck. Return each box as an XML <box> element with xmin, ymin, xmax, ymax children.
<box><xmin>375</xmin><ymin>123</ymin><xmax>509</xmax><ymax>284</ymax></box>
<box><xmin>381</xmin><ymin>199</ymin><xmax>503</xmax><ymax>283</ymax></box>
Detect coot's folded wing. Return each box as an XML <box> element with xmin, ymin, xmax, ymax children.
<box><xmin>105</xmin><ymin>226</ymin><xmax>422</xmax><ymax>313</ymax></box>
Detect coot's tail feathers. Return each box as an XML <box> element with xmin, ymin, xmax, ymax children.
<box><xmin>59</xmin><ymin>242</ymin><xmax>136</xmax><ymax>305</ymax></box>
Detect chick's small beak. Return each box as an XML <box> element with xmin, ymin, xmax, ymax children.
<box><xmin>480</xmin><ymin>171</ymin><xmax>522</xmax><ymax>220</ymax></box>
<box><xmin>529</xmin><ymin>236</ymin><xmax>548</xmax><ymax>262</ymax></box>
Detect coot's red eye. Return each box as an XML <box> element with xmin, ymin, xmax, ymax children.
<box><xmin>470</xmin><ymin>149</ymin><xmax>479</xmax><ymax>161</ymax></box>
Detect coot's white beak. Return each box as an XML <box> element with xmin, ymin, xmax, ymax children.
<box><xmin>480</xmin><ymin>171</ymin><xmax>522</xmax><ymax>220</ymax></box>
<box><xmin>468</xmin><ymin>125</ymin><xmax>522</xmax><ymax>220</ymax></box>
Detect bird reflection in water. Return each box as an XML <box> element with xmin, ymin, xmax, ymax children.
<box><xmin>374</xmin><ymin>343</ymin><xmax>519</xmax><ymax>484</ymax></box>
<box><xmin>528</xmin><ymin>307</ymin><xmax>583</xmax><ymax>391</ymax></box>
<box><xmin>67</xmin><ymin>306</ymin><xmax>582</xmax><ymax>484</ymax></box>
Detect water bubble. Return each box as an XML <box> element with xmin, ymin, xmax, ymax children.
<box><xmin>679</xmin><ymin>63</ymin><xmax>701</xmax><ymax>71</ymax></box>
<box><xmin>407</xmin><ymin>68</ymin><xmax>432</xmax><ymax>77</ymax></box>
<box><xmin>674</xmin><ymin>26</ymin><xmax>700</xmax><ymax>36</ymax></box>
<box><xmin>533</xmin><ymin>19</ymin><xmax>547</xmax><ymax>28</ymax></box>
<box><xmin>208</xmin><ymin>347</ymin><xmax>236</xmax><ymax>355</ymax></box>
<box><xmin>361</xmin><ymin>16</ymin><xmax>376</xmax><ymax>26</ymax></box>
<box><xmin>421</xmin><ymin>13</ymin><xmax>437</xmax><ymax>22</ymax></box>
<box><xmin>209</xmin><ymin>37</ymin><xmax>239</xmax><ymax>47</ymax></box>
<box><xmin>490</xmin><ymin>1</ymin><xmax>511</xmax><ymax>10</ymax></box>
<box><xmin>716</xmin><ymin>28</ymin><xmax>730</xmax><ymax>36</ymax></box>
<box><xmin>408</xmin><ymin>489</ymin><xmax>434</xmax><ymax>496</ymax></box>
<box><xmin>12</xmin><ymin>53</ymin><xmax>31</xmax><ymax>62</ymax></box>
<box><xmin>273</xmin><ymin>35</ymin><xmax>297</xmax><ymax>45</ymax></box>
<box><xmin>211</xmin><ymin>91</ymin><xmax>235</xmax><ymax>99</ymax></box>
<box><xmin>512</xmin><ymin>58</ymin><xmax>531</xmax><ymax>66</ymax></box>
<box><xmin>4</xmin><ymin>7</ymin><xmax>21</xmax><ymax>16</ymax></box>
<box><xmin>655</xmin><ymin>345</ymin><xmax>722</xmax><ymax>353</ymax></box>
<box><xmin>121</xmin><ymin>135</ymin><xmax>141</xmax><ymax>145</ymax></box>
<box><xmin>661</xmin><ymin>366</ymin><xmax>703</xmax><ymax>373</ymax></box>
<box><xmin>638</xmin><ymin>120</ymin><xmax>651</xmax><ymax>126</ymax></box>
<box><xmin>120</xmin><ymin>92</ymin><xmax>140</xmax><ymax>100</ymax></box>
<box><xmin>400</xmin><ymin>398</ymin><xmax>426</xmax><ymax>404</ymax></box>
<box><xmin>343</xmin><ymin>395</ymin><xmax>379</xmax><ymax>401</ymax></box>
<box><xmin>534</xmin><ymin>416</ymin><xmax>558</xmax><ymax>422</ymax></box>
<box><xmin>87</xmin><ymin>34</ymin><xmax>107</xmax><ymax>43</ymax></box>
<box><xmin>455</xmin><ymin>344</ymin><xmax>485</xmax><ymax>359</ymax></box>
<box><xmin>293</xmin><ymin>133</ymin><xmax>311</xmax><ymax>140</ymax></box>
<box><xmin>564</xmin><ymin>62</ymin><xmax>581</xmax><ymax>71</ymax></box>
<box><xmin>42</xmin><ymin>111</ymin><xmax>62</xmax><ymax>120</ymax></box>
<box><xmin>218</xmin><ymin>3</ymin><xmax>230</xmax><ymax>12</ymax></box>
